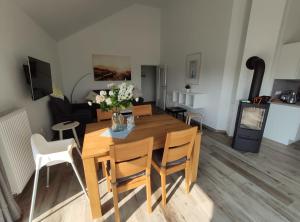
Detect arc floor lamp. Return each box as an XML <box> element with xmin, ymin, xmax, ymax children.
<box><xmin>70</xmin><ymin>73</ymin><xmax>92</xmax><ymax>103</ymax></box>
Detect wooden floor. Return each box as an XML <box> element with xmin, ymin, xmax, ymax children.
<box><xmin>16</xmin><ymin>129</ymin><xmax>300</xmax><ymax>222</ymax></box>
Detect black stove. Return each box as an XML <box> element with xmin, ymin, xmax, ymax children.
<box><xmin>232</xmin><ymin>56</ymin><xmax>270</xmax><ymax>153</ymax></box>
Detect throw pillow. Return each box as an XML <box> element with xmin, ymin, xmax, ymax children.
<box><xmin>51</xmin><ymin>87</ymin><xmax>64</xmax><ymax>100</ymax></box>
<box><xmin>85</xmin><ymin>91</ymin><xmax>98</xmax><ymax>102</ymax></box>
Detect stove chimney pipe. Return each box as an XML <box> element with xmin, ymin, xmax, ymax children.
<box><xmin>246</xmin><ymin>56</ymin><xmax>265</xmax><ymax>101</ymax></box>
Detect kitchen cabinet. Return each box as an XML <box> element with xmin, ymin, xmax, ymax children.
<box><xmin>274</xmin><ymin>42</ymin><xmax>300</xmax><ymax>79</ymax></box>
<box><xmin>264</xmin><ymin>102</ymin><xmax>300</xmax><ymax>145</ymax></box>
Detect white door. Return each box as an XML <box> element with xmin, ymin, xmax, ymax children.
<box><xmin>156</xmin><ymin>65</ymin><xmax>167</xmax><ymax>110</ymax></box>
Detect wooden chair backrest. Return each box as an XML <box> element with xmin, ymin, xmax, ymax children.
<box><xmin>110</xmin><ymin>137</ymin><xmax>154</xmax><ymax>182</ymax></box>
<box><xmin>132</xmin><ymin>104</ymin><xmax>152</xmax><ymax>117</ymax></box>
<box><xmin>97</xmin><ymin>109</ymin><xmax>113</xmax><ymax>121</ymax></box>
<box><xmin>161</xmin><ymin>127</ymin><xmax>197</xmax><ymax>167</ymax></box>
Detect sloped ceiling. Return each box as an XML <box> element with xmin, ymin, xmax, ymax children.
<box><xmin>13</xmin><ymin>0</ymin><xmax>163</xmax><ymax>40</ymax></box>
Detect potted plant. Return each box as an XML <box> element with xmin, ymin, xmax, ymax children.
<box><xmin>95</xmin><ymin>83</ymin><xmax>135</xmax><ymax>132</ymax></box>
<box><xmin>185</xmin><ymin>84</ymin><xmax>191</xmax><ymax>93</ymax></box>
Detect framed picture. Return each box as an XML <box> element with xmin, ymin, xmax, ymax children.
<box><xmin>186</xmin><ymin>52</ymin><xmax>202</xmax><ymax>85</ymax></box>
<box><xmin>92</xmin><ymin>54</ymin><xmax>131</xmax><ymax>81</ymax></box>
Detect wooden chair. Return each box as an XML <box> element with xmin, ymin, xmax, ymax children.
<box><xmin>151</xmin><ymin>127</ymin><xmax>197</xmax><ymax>207</ymax></box>
<box><xmin>108</xmin><ymin>137</ymin><xmax>154</xmax><ymax>222</ymax></box>
<box><xmin>96</xmin><ymin>109</ymin><xmax>113</xmax><ymax>177</ymax></box>
<box><xmin>97</xmin><ymin>109</ymin><xmax>112</xmax><ymax>121</ymax></box>
<box><xmin>132</xmin><ymin>104</ymin><xmax>152</xmax><ymax>117</ymax></box>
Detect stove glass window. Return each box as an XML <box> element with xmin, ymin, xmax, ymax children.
<box><xmin>240</xmin><ymin>107</ymin><xmax>266</xmax><ymax>130</ymax></box>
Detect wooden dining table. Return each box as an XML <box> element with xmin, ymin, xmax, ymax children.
<box><xmin>82</xmin><ymin>114</ymin><xmax>201</xmax><ymax>219</ymax></box>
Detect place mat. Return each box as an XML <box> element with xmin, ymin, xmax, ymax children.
<box><xmin>101</xmin><ymin>125</ymin><xmax>134</xmax><ymax>139</ymax></box>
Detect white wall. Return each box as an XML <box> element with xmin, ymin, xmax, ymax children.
<box><xmin>227</xmin><ymin>0</ymin><xmax>287</xmax><ymax>136</ymax></box>
<box><xmin>217</xmin><ymin>0</ymin><xmax>251</xmax><ymax>130</ymax></box>
<box><xmin>58</xmin><ymin>4</ymin><xmax>161</xmax><ymax>103</ymax></box>
<box><xmin>0</xmin><ymin>0</ymin><xmax>62</xmax><ymax>139</ymax></box>
<box><xmin>161</xmin><ymin>0</ymin><xmax>234</xmax><ymax>129</ymax></box>
<box><xmin>234</xmin><ymin>0</ymin><xmax>287</xmax><ymax>100</ymax></box>
<box><xmin>141</xmin><ymin>66</ymin><xmax>156</xmax><ymax>102</ymax></box>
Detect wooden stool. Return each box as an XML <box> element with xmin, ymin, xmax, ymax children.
<box><xmin>186</xmin><ymin>112</ymin><xmax>203</xmax><ymax>131</ymax></box>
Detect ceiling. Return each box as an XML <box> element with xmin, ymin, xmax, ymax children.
<box><xmin>13</xmin><ymin>0</ymin><xmax>163</xmax><ymax>41</ymax></box>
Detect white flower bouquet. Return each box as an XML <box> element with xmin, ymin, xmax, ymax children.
<box><xmin>95</xmin><ymin>82</ymin><xmax>134</xmax><ymax>112</ymax></box>
<box><xmin>93</xmin><ymin>82</ymin><xmax>135</xmax><ymax>131</ymax></box>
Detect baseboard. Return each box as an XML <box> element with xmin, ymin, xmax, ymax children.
<box><xmin>203</xmin><ymin>124</ymin><xmax>225</xmax><ymax>133</ymax></box>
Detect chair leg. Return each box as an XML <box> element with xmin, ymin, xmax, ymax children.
<box><xmin>185</xmin><ymin>163</ymin><xmax>191</xmax><ymax>193</ymax></box>
<box><xmin>186</xmin><ymin>115</ymin><xmax>190</xmax><ymax>125</ymax></box>
<box><xmin>112</xmin><ymin>185</ymin><xmax>120</xmax><ymax>222</ymax></box>
<box><xmin>70</xmin><ymin>161</ymin><xmax>88</xmax><ymax>197</ymax></box>
<box><xmin>46</xmin><ymin>166</ymin><xmax>50</xmax><ymax>188</ymax></box>
<box><xmin>29</xmin><ymin>168</ymin><xmax>40</xmax><ymax>222</ymax></box>
<box><xmin>188</xmin><ymin>116</ymin><xmax>192</xmax><ymax>126</ymax></box>
<box><xmin>102</xmin><ymin>161</ymin><xmax>110</xmax><ymax>192</ymax></box>
<box><xmin>200</xmin><ymin>118</ymin><xmax>203</xmax><ymax>132</ymax></box>
<box><xmin>146</xmin><ymin>176</ymin><xmax>152</xmax><ymax>213</ymax></box>
<box><xmin>161</xmin><ymin>173</ymin><xmax>166</xmax><ymax>208</ymax></box>
<box><xmin>72</xmin><ymin>128</ymin><xmax>81</xmax><ymax>149</ymax></box>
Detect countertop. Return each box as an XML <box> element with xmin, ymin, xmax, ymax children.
<box><xmin>271</xmin><ymin>101</ymin><xmax>300</xmax><ymax>108</ymax></box>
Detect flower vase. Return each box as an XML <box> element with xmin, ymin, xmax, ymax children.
<box><xmin>111</xmin><ymin>112</ymin><xmax>125</xmax><ymax>132</ymax></box>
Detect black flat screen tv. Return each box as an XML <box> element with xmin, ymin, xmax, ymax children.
<box><xmin>24</xmin><ymin>56</ymin><xmax>53</xmax><ymax>101</ymax></box>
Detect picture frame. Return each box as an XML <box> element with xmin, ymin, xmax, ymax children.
<box><xmin>186</xmin><ymin>52</ymin><xmax>202</xmax><ymax>85</ymax></box>
<box><xmin>92</xmin><ymin>54</ymin><xmax>131</xmax><ymax>81</ymax></box>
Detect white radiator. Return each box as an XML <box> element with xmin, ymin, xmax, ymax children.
<box><xmin>0</xmin><ymin>108</ymin><xmax>35</xmax><ymax>194</ymax></box>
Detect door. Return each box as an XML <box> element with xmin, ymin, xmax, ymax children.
<box><xmin>156</xmin><ymin>65</ymin><xmax>167</xmax><ymax>110</ymax></box>
<box><xmin>141</xmin><ymin>66</ymin><xmax>157</xmax><ymax>102</ymax></box>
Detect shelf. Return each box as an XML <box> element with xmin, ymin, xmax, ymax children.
<box><xmin>172</xmin><ymin>90</ymin><xmax>207</xmax><ymax>109</ymax></box>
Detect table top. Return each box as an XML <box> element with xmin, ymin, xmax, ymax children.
<box><xmin>52</xmin><ymin>121</ymin><xmax>80</xmax><ymax>131</ymax></box>
<box><xmin>82</xmin><ymin>114</ymin><xmax>191</xmax><ymax>159</ymax></box>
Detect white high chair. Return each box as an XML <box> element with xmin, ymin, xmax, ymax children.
<box><xmin>29</xmin><ymin>134</ymin><xmax>87</xmax><ymax>222</ymax></box>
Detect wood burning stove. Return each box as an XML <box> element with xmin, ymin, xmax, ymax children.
<box><xmin>232</xmin><ymin>102</ymin><xmax>269</xmax><ymax>152</ymax></box>
<box><xmin>232</xmin><ymin>56</ymin><xmax>270</xmax><ymax>153</ymax></box>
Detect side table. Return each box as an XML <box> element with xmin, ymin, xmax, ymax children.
<box><xmin>165</xmin><ymin>107</ymin><xmax>187</xmax><ymax>120</ymax></box>
<box><xmin>52</xmin><ymin>121</ymin><xmax>81</xmax><ymax>150</ymax></box>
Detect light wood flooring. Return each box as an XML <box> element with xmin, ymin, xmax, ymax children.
<box><xmin>16</xmin><ymin>130</ymin><xmax>300</xmax><ymax>222</ymax></box>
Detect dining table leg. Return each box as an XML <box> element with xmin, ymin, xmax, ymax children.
<box><xmin>191</xmin><ymin>132</ymin><xmax>201</xmax><ymax>182</ymax></box>
<box><xmin>83</xmin><ymin>157</ymin><xmax>102</xmax><ymax>219</ymax></box>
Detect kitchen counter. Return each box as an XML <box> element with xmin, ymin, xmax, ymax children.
<box><xmin>271</xmin><ymin>101</ymin><xmax>300</xmax><ymax>108</ymax></box>
<box><xmin>264</xmin><ymin>103</ymin><xmax>300</xmax><ymax>145</ymax></box>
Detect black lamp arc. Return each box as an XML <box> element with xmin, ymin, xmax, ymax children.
<box><xmin>70</xmin><ymin>73</ymin><xmax>92</xmax><ymax>103</ymax></box>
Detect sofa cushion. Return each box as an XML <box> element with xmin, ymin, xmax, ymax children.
<box><xmin>50</xmin><ymin>96</ymin><xmax>72</xmax><ymax>115</ymax></box>
<box><xmin>85</xmin><ymin>91</ymin><xmax>98</xmax><ymax>102</ymax></box>
<box><xmin>51</xmin><ymin>87</ymin><xmax>65</xmax><ymax>100</ymax></box>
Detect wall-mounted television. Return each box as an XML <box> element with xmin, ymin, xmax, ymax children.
<box><xmin>24</xmin><ymin>56</ymin><xmax>53</xmax><ymax>101</ymax></box>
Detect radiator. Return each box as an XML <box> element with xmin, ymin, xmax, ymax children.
<box><xmin>0</xmin><ymin>108</ymin><xmax>35</xmax><ymax>194</ymax></box>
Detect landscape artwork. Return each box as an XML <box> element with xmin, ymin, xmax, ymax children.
<box><xmin>93</xmin><ymin>54</ymin><xmax>131</xmax><ymax>81</ymax></box>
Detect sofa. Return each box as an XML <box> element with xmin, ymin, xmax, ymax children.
<box><xmin>48</xmin><ymin>96</ymin><xmax>93</xmax><ymax>138</ymax></box>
